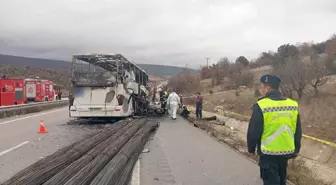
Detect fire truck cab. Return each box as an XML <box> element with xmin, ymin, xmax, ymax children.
<box><xmin>0</xmin><ymin>78</ymin><xmax>25</xmax><ymax>106</ymax></box>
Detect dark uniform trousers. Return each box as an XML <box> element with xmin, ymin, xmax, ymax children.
<box><xmin>259</xmin><ymin>156</ymin><xmax>288</xmax><ymax>185</ymax></box>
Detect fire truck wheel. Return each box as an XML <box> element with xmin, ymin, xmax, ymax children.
<box><xmin>45</xmin><ymin>97</ymin><xmax>48</xmax><ymax>102</ymax></box>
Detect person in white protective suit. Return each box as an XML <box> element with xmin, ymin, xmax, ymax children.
<box><xmin>167</xmin><ymin>91</ymin><xmax>180</xmax><ymax>120</ymax></box>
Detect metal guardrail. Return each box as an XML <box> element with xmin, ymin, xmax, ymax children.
<box><xmin>0</xmin><ymin>100</ymin><xmax>68</xmax><ymax>111</ymax></box>
<box><xmin>0</xmin><ymin>100</ymin><xmax>69</xmax><ymax>119</ymax></box>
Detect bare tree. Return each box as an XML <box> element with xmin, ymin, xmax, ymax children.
<box><xmin>217</xmin><ymin>57</ymin><xmax>230</xmax><ymax>68</ymax></box>
<box><xmin>211</xmin><ymin>67</ymin><xmax>221</xmax><ymax>86</ymax></box>
<box><xmin>231</xmin><ymin>70</ymin><xmax>254</xmax><ymax>88</ymax></box>
<box><xmin>325</xmin><ymin>35</ymin><xmax>336</xmax><ymax>73</ymax></box>
<box><xmin>200</xmin><ymin>66</ymin><xmax>212</xmax><ymax>80</ymax></box>
<box><xmin>299</xmin><ymin>42</ymin><xmax>315</xmax><ymax>57</ymax></box>
<box><xmin>235</xmin><ymin>56</ymin><xmax>249</xmax><ymax>66</ymax></box>
<box><xmin>272</xmin><ymin>64</ymin><xmax>294</xmax><ymax>98</ymax></box>
<box><xmin>168</xmin><ymin>71</ymin><xmax>201</xmax><ymax>93</ymax></box>
<box><xmin>273</xmin><ymin>57</ymin><xmax>312</xmax><ymax>100</ymax></box>
<box><xmin>309</xmin><ymin>55</ymin><xmax>329</xmax><ymax>96</ymax></box>
<box><xmin>298</xmin><ymin>43</ymin><xmax>329</xmax><ymax>96</ymax></box>
<box><xmin>289</xmin><ymin>58</ymin><xmax>313</xmax><ymax>99</ymax></box>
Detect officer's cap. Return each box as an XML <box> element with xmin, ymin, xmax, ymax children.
<box><xmin>260</xmin><ymin>74</ymin><xmax>281</xmax><ymax>85</ymax></box>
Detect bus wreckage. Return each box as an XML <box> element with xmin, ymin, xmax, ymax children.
<box><xmin>69</xmin><ymin>53</ymin><xmax>165</xmax><ymax>118</ymax></box>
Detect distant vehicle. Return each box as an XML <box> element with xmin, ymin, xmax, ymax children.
<box><xmin>24</xmin><ymin>78</ymin><xmax>59</xmax><ymax>102</ymax></box>
<box><xmin>69</xmin><ymin>53</ymin><xmax>151</xmax><ymax>118</ymax></box>
<box><xmin>0</xmin><ymin>76</ymin><xmax>61</xmax><ymax>106</ymax></box>
<box><xmin>0</xmin><ymin>78</ymin><xmax>25</xmax><ymax>106</ymax></box>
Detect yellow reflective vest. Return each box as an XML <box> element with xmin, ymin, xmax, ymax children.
<box><xmin>257</xmin><ymin>98</ymin><xmax>298</xmax><ymax>155</ymax></box>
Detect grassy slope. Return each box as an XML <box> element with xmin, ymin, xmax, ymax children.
<box><xmin>191</xmin><ymin>75</ymin><xmax>336</xmax><ymax>142</ymax></box>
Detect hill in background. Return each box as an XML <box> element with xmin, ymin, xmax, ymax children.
<box><xmin>0</xmin><ymin>64</ymin><xmax>71</xmax><ymax>93</ymax></box>
<box><xmin>0</xmin><ymin>54</ymin><xmax>198</xmax><ymax>77</ymax></box>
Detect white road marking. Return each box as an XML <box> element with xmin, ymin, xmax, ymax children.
<box><xmin>0</xmin><ymin>108</ymin><xmax>66</xmax><ymax>125</ymax></box>
<box><xmin>130</xmin><ymin>159</ymin><xmax>140</xmax><ymax>185</ymax></box>
<box><xmin>0</xmin><ymin>141</ymin><xmax>30</xmax><ymax>156</ymax></box>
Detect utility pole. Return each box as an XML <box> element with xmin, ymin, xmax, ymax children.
<box><xmin>205</xmin><ymin>58</ymin><xmax>210</xmax><ymax>67</ymax></box>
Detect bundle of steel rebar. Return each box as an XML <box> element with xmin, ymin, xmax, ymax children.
<box><xmin>1</xmin><ymin>118</ymin><xmax>158</xmax><ymax>185</ymax></box>
<box><xmin>90</xmin><ymin>122</ymin><xmax>158</xmax><ymax>185</ymax></box>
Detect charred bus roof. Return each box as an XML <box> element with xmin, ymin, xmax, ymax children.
<box><xmin>72</xmin><ymin>53</ymin><xmax>147</xmax><ymax>77</ymax></box>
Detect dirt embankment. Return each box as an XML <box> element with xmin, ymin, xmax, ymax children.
<box><xmin>184</xmin><ymin>86</ymin><xmax>336</xmax><ymax>143</ymax></box>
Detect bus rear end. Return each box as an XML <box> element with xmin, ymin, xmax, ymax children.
<box><xmin>69</xmin><ymin>54</ymin><xmax>136</xmax><ymax>118</ymax></box>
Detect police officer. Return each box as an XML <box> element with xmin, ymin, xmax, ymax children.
<box><xmin>247</xmin><ymin>74</ymin><xmax>302</xmax><ymax>185</ymax></box>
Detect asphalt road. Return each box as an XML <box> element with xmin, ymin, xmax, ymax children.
<box><xmin>0</xmin><ymin>107</ymin><xmax>96</xmax><ymax>183</ymax></box>
<box><xmin>0</xmin><ymin>107</ymin><xmax>262</xmax><ymax>185</ymax></box>
<box><xmin>137</xmin><ymin>116</ymin><xmax>262</xmax><ymax>185</ymax></box>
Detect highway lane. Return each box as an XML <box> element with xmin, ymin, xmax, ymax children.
<box><xmin>0</xmin><ymin>106</ymin><xmax>263</xmax><ymax>184</ymax></box>
<box><xmin>0</xmin><ymin>107</ymin><xmax>96</xmax><ymax>183</ymax></box>
<box><xmin>137</xmin><ymin>116</ymin><xmax>262</xmax><ymax>185</ymax></box>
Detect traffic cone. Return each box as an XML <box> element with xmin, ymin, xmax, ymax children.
<box><xmin>38</xmin><ymin>120</ymin><xmax>48</xmax><ymax>133</ymax></box>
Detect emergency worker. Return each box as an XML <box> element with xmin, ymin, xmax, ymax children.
<box><xmin>180</xmin><ymin>105</ymin><xmax>190</xmax><ymax>118</ymax></box>
<box><xmin>247</xmin><ymin>74</ymin><xmax>302</xmax><ymax>185</ymax></box>
<box><xmin>68</xmin><ymin>91</ymin><xmax>74</xmax><ymax>117</ymax></box>
<box><xmin>159</xmin><ymin>88</ymin><xmax>164</xmax><ymax>99</ymax></box>
<box><xmin>159</xmin><ymin>88</ymin><xmax>165</xmax><ymax>106</ymax></box>
<box><xmin>167</xmin><ymin>91</ymin><xmax>180</xmax><ymax>120</ymax></box>
<box><xmin>159</xmin><ymin>88</ymin><xmax>169</xmax><ymax>114</ymax></box>
<box><xmin>69</xmin><ymin>92</ymin><xmax>74</xmax><ymax>110</ymax></box>
<box><xmin>58</xmin><ymin>91</ymin><xmax>62</xmax><ymax>100</ymax></box>
<box><xmin>163</xmin><ymin>90</ymin><xmax>169</xmax><ymax>114</ymax></box>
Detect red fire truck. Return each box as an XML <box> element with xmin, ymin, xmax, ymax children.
<box><xmin>0</xmin><ymin>78</ymin><xmax>25</xmax><ymax>106</ymax></box>
<box><xmin>25</xmin><ymin>78</ymin><xmax>58</xmax><ymax>102</ymax></box>
<box><xmin>0</xmin><ymin>77</ymin><xmax>61</xmax><ymax>106</ymax></box>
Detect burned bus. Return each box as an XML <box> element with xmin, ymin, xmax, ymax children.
<box><xmin>69</xmin><ymin>53</ymin><xmax>150</xmax><ymax>118</ymax></box>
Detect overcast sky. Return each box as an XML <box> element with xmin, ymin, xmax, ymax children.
<box><xmin>0</xmin><ymin>0</ymin><xmax>336</xmax><ymax>68</ymax></box>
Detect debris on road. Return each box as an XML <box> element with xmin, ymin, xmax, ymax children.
<box><xmin>142</xmin><ymin>148</ymin><xmax>150</xmax><ymax>153</ymax></box>
<box><xmin>201</xmin><ymin>116</ymin><xmax>217</xmax><ymax>121</ymax></box>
